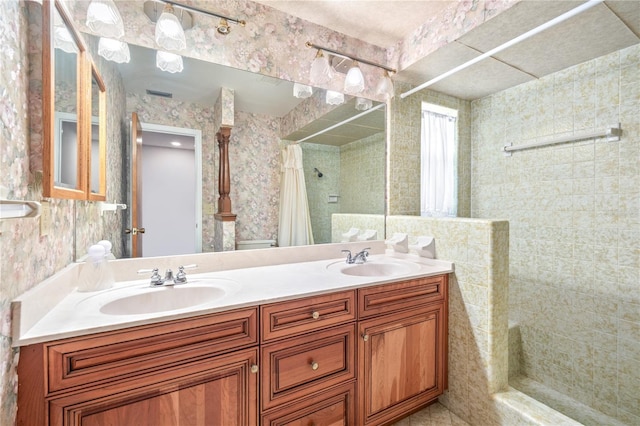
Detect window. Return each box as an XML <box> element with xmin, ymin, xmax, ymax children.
<box><xmin>420</xmin><ymin>102</ymin><xmax>457</xmax><ymax>217</ymax></box>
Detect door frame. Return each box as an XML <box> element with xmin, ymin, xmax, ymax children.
<box><xmin>129</xmin><ymin>121</ymin><xmax>203</xmax><ymax>255</ymax></box>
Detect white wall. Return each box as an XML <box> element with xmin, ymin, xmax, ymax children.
<box><xmin>141</xmin><ymin>143</ymin><xmax>196</xmax><ymax>257</ymax></box>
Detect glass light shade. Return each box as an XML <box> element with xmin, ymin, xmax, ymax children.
<box><xmin>98</xmin><ymin>37</ymin><xmax>130</xmax><ymax>63</ymax></box>
<box><xmin>376</xmin><ymin>71</ymin><xmax>394</xmax><ymax>100</ymax></box>
<box><xmin>344</xmin><ymin>62</ymin><xmax>365</xmax><ymax>94</ymax></box>
<box><xmin>86</xmin><ymin>0</ymin><xmax>124</xmax><ymax>39</ymax></box>
<box><xmin>156</xmin><ymin>51</ymin><xmax>184</xmax><ymax>73</ymax></box>
<box><xmin>53</xmin><ymin>26</ymin><xmax>78</xmax><ymax>53</ymax></box>
<box><xmin>293</xmin><ymin>83</ymin><xmax>313</xmax><ymax>99</ymax></box>
<box><xmin>326</xmin><ymin>90</ymin><xmax>344</xmax><ymax>105</ymax></box>
<box><xmin>355</xmin><ymin>97</ymin><xmax>372</xmax><ymax>111</ymax></box>
<box><xmin>310</xmin><ymin>50</ymin><xmax>333</xmax><ymax>85</ymax></box>
<box><xmin>155</xmin><ymin>6</ymin><xmax>186</xmax><ymax>51</ymax></box>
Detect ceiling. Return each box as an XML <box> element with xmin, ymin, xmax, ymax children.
<box><xmin>251</xmin><ymin>1</ymin><xmax>453</xmax><ymax>48</ymax></box>
<box><xmin>254</xmin><ymin>0</ymin><xmax>640</xmax><ymax>100</ymax></box>
<box><xmin>114</xmin><ymin>0</ymin><xmax>639</xmax><ymax>144</ymax></box>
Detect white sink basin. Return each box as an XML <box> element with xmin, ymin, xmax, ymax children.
<box><xmin>327</xmin><ymin>258</ymin><xmax>421</xmax><ymax>277</ymax></box>
<box><xmin>99</xmin><ymin>285</ymin><xmax>227</xmax><ymax>315</ymax></box>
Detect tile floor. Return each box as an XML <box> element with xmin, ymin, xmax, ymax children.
<box><xmin>391</xmin><ymin>402</ymin><xmax>469</xmax><ymax>426</ymax></box>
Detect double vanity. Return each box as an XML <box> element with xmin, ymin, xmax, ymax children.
<box><xmin>13</xmin><ymin>241</ymin><xmax>453</xmax><ymax>425</ymax></box>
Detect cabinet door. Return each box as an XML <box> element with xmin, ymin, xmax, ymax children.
<box><xmin>358</xmin><ymin>305</ymin><xmax>446</xmax><ymax>426</ymax></box>
<box><xmin>49</xmin><ymin>348</ymin><xmax>259</xmax><ymax>426</ymax></box>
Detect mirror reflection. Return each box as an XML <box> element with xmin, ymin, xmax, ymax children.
<box><xmin>53</xmin><ymin>9</ymin><xmax>80</xmax><ymax>190</ymax></box>
<box><xmin>88</xmin><ymin>40</ymin><xmax>385</xmax><ymax>257</ymax></box>
<box><xmin>90</xmin><ymin>70</ymin><xmax>100</xmax><ymax>194</ymax></box>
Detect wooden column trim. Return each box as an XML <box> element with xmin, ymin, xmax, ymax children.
<box><xmin>215</xmin><ymin>126</ymin><xmax>236</xmax><ymax>221</ymax></box>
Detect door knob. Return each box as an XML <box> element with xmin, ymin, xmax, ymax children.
<box><xmin>125</xmin><ymin>227</ymin><xmax>146</xmax><ymax>235</ymax></box>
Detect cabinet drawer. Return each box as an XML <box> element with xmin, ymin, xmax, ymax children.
<box><xmin>358</xmin><ymin>274</ymin><xmax>447</xmax><ymax>318</ymax></box>
<box><xmin>262</xmin><ymin>381</ymin><xmax>356</xmax><ymax>426</ymax></box>
<box><xmin>261</xmin><ymin>323</ymin><xmax>356</xmax><ymax>410</ymax></box>
<box><xmin>46</xmin><ymin>308</ymin><xmax>258</xmax><ymax>394</ymax></box>
<box><xmin>261</xmin><ymin>290</ymin><xmax>356</xmax><ymax>342</ymax></box>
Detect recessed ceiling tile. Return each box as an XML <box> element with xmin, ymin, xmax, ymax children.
<box><xmin>489</xmin><ymin>5</ymin><xmax>640</xmax><ymax>78</ymax></box>
<box><xmin>396</xmin><ymin>42</ymin><xmax>534</xmax><ymax>100</ymax></box>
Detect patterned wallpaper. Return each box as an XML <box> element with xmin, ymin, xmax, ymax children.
<box><xmin>231</xmin><ymin>111</ymin><xmax>281</xmax><ymax>243</ymax></box>
<box><xmin>1</xmin><ymin>3</ymin><xmax>74</xmax><ymax>424</ymax></box>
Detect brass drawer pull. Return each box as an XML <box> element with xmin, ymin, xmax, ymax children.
<box><xmin>311</xmin><ymin>311</ymin><xmax>320</xmax><ymax>320</ymax></box>
<box><xmin>362</xmin><ymin>334</ymin><xmax>369</xmax><ymax>342</ymax></box>
<box><xmin>250</xmin><ymin>364</ymin><xmax>259</xmax><ymax>374</ymax></box>
<box><xmin>310</xmin><ymin>361</ymin><xmax>319</xmax><ymax>370</ymax></box>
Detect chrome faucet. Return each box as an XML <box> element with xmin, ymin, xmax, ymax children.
<box><xmin>342</xmin><ymin>248</ymin><xmax>370</xmax><ymax>264</ymax></box>
<box><xmin>138</xmin><ymin>264</ymin><xmax>198</xmax><ymax>286</ymax></box>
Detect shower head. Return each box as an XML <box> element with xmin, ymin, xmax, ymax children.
<box><xmin>313</xmin><ymin>167</ymin><xmax>323</xmax><ymax>178</ymax></box>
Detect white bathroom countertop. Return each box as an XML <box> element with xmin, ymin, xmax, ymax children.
<box><xmin>11</xmin><ymin>241</ymin><xmax>453</xmax><ymax>346</ymax></box>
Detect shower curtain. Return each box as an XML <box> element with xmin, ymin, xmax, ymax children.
<box><xmin>278</xmin><ymin>144</ymin><xmax>314</xmax><ymax>246</ymax></box>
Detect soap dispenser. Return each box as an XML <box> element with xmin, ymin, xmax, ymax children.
<box><xmin>98</xmin><ymin>239</ymin><xmax>116</xmax><ymax>260</ymax></box>
<box><xmin>77</xmin><ymin>244</ymin><xmax>114</xmax><ymax>292</ymax></box>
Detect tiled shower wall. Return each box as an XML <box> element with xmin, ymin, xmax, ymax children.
<box><xmin>302</xmin><ymin>143</ymin><xmax>341</xmax><ymax>244</ymax></box>
<box><xmin>303</xmin><ymin>135</ymin><xmax>386</xmax><ymax>244</ymax></box>
<box><xmin>471</xmin><ymin>45</ymin><xmax>640</xmax><ymax>424</ymax></box>
<box><xmin>340</xmin><ymin>131</ymin><xmax>386</xmax><ymax>214</ymax></box>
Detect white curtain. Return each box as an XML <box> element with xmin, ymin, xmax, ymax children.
<box><xmin>278</xmin><ymin>144</ymin><xmax>314</xmax><ymax>246</ymax></box>
<box><xmin>420</xmin><ymin>110</ymin><xmax>457</xmax><ymax>217</ymax></box>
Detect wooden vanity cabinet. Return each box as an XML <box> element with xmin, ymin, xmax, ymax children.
<box><xmin>17</xmin><ymin>308</ymin><xmax>260</xmax><ymax>426</ymax></box>
<box><xmin>357</xmin><ymin>274</ymin><xmax>448</xmax><ymax>425</ymax></box>
<box><xmin>17</xmin><ymin>275</ymin><xmax>448</xmax><ymax>426</ymax></box>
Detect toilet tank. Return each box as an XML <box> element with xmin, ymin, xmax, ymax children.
<box><xmin>236</xmin><ymin>239</ymin><xmax>276</xmax><ymax>250</ymax></box>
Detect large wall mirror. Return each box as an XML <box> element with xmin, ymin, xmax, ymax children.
<box><xmin>43</xmin><ymin>0</ymin><xmax>107</xmax><ymax>200</ymax></box>
<box><xmin>102</xmin><ymin>42</ymin><xmax>385</xmax><ymax>257</ymax></box>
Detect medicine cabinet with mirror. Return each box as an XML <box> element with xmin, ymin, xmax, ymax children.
<box><xmin>43</xmin><ymin>0</ymin><xmax>107</xmax><ymax>201</ymax></box>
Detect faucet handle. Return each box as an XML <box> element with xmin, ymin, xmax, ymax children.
<box><xmin>175</xmin><ymin>266</ymin><xmax>187</xmax><ymax>283</ymax></box>
<box><xmin>341</xmin><ymin>249</ymin><xmax>353</xmax><ymax>264</ymax></box>
<box><xmin>137</xmin><ymin>268</ymin><xmax>164</xmax><ymax>286</ymax></box>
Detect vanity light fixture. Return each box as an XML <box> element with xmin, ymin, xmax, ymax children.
<box><xmin>144</xmin><ymin>0</ymin><xmax>245</xmax><ymax>41</ymax></box>
<box><xmin>85</xmin><ymin>0</ymin><xmax>124</xmax><ymax>39</ymax></box>
<box><xmin>344</xmin><ymin>61</ymin><xmax>365</xmax><ymax>94</ymax></box>
<box><xmin>293</xmin><ymin>83</ymin><xmax>313</xmax><ymax>99</ymax></box>
<box><xmin>170</xmin><ymin>141</ymin><xmax>182</xmax><ymax>147</ymax></box>
<box><xmin>309</xmin><ymin>49</ymin><xmax>334</xmax><ymax>85</ymax></box>
<box><xmin>326</xmin><ymin>90</ymin><xmax>344</xmax><ymax>105</ymax></box>
<box><xmin>306</xmin><ymin>41</ymin><xmax>396</xmax><ymax>100</ymax></box>
<box><xmin>53</xmin><ymin>20</ymin><xmax>78</xmax><ymax>54</ymax></box>
<box><xmin>355</xmin><ymin>97</ymin><xmax>372</xmax><ymax>111</ymax></box>
<box><xmin>376</xmin><ymin>70</ymin><xmax>395</xmax><ymax>100</ymax></box>
<box><xmin>98</xmin><ymin>37</ymin><xmax>130</xmax><ymax>63</ymax></box>
<box><xmin>156</xmin><ymin>51</ymin><xmax>184</xmax><ymax>73</ymax></box>
<box><xmin>155</xmin><ymin>4</ymin><xmax>187</xmax><ymax>51</ymax></box>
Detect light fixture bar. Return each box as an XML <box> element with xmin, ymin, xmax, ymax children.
<box><xmin>296</xmin><ymin>102</ymin><xmax>385</xmax><ymax>144</ymax></box>
<box><xmin>306</xmin><ymin>42</ymin><xmax>396</xmax><ymax>73</ymax></box>
<box><xmin>161</xmin><ymin>0</ymin><xmax>245</xmax><ymax>26</ymax></box>
<box><xmin>400</xmin><ymin>0</ymin><xmax>604</xmax><ymax>99</ymax></box>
